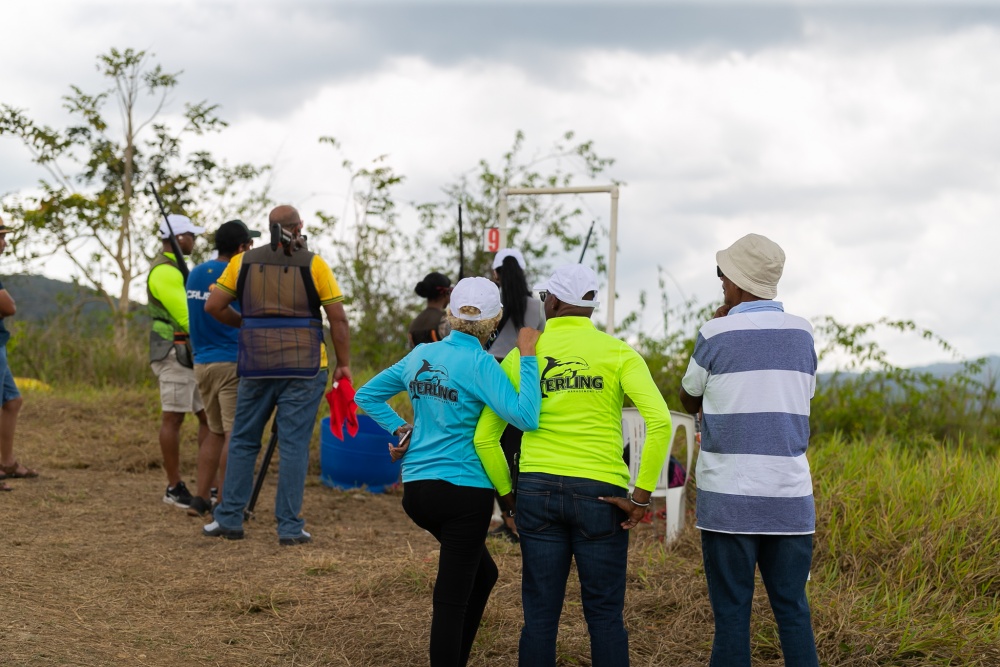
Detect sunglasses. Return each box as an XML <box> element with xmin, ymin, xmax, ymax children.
<box><xmin>716</xmin><ymin>266</ymin><xmax>723</xmax><ymax>278</ymax></box>
<box><xmin>538</xmin><ymin>290</ymin><xmax>549</xmax><ymax>302</ymax></box>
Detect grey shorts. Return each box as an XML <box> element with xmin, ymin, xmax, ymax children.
<box><xmin>195</xmin><ymin>362</ymin><xmax>238</xmax><ymax>435</ymax></box>
<box><xmin>151</xmin><ymin>347</ymin><xmax>205</xmax><ymax>414</ymax></box>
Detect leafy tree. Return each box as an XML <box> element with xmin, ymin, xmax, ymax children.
<box><xmin>310</xmin><ymin>132</ymin><xmax>621</xmax><ymax>370</ymax></box>
<box><xmin>312</xmin><ymin>138</ymin><xmax>413</xmax><ymax>369</ymax></box>
<box><xmin>810</xmin><ymin>317</ymin><xmax>998</xmax><ymax>442</ymax></box>
<box><xmin>417</xmin><ymin>130</ymin><xmax>619</xmax><ymax>284</ymax></box>
<box><xmin>0</xmin><ymin>47</ymin><xmax>270</xmax><ymax>339</ymax></box>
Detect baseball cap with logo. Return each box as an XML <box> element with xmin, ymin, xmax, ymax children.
<box><xmin>534</xmin><ymin>264</ymin><xmax>601</xmax><ymax>308</ymax></box>
<box><xmin>159</xmin><ymin>214</ymin><xmax>205</xmax><ymax>239</ymax></box>
<box><xmin>449</xmin><ymin>277</ymin><xmax>503</xmax><ymax>321</ymax></box>
<box><xmin>214</xmin><ymin>219</ymin><xmax>261</xmax><ymax>250</ymax></box>
<box><xmin>716</xmin><ymin>233</ymin><xmax>785</xmax><ymax>300</ymax></box>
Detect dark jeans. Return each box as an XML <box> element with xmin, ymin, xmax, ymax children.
<box><xmin>701</xmin><ymin>531</ymin><xmax>819</xmax><ymax>667</ymax></box>
<box><xmin>516</xmin><ymin>472</ymin><xmax>630</xmax><ymax>667</ymax></box>
<box><xmin>402</xmin><ymin>480</ymin><xmax>499</xmax><ymax>667</ymax></box>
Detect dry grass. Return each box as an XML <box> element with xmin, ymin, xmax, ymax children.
<box><xmin>2</xmin><ymin>389</ymin><xmax>998</xmax><ymax>666</ymax></box>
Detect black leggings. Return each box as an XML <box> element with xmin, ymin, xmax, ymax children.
<box><xmin>402</xmin><ymin>480</ymin><xmax>499</xmax><ymax>667</ymax></box>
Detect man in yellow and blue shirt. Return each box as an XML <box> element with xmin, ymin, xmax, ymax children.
<box><xmin>202</xmin><ymin>205</ymin><xmax>350</xmax><ymax>545</ymax></box>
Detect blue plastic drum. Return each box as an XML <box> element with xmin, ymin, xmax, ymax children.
<box><xmin>319</xmin><ymin>415</ymin><xmax>401</xmax><ymax>493</ymax></box>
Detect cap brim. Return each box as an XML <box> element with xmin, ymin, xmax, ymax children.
<box><xmin>247</xmin><ymin>230</ymin><xmax>262</xmax><ymax>238</ymax></box>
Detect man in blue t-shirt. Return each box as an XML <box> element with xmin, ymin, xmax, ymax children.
<box><xmin>0</xmin><ymin>217</ymin><xmax>37</xmax><ymax>491</ymax></box>
<box><xmin>185</xmin><ymin>219</ymin><xmax>260</xmax><ymax>517</ymax></box>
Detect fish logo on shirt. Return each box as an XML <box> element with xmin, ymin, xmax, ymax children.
<box><xmin>540</xmin><ymin>356</ymin><xmax>604</xmax><ymax>398</ymax></box>
<box><xmin>409</xmin><ymin>359</ymin><xmax>459</xmax><ymax>402</ymax></box>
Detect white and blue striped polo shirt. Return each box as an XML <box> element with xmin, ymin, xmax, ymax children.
<box><xmin>681</xmin><ymin>301</ymin><xmax>818</xmax><ymax>535</ymax></box>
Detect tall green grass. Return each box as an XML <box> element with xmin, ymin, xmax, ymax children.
<box><xmin>810</xmin><ymin>433</ymin><xmax>1000</xmax><ymax>663</ymax></box>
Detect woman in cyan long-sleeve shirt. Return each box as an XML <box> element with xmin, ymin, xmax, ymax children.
<box><xmin>355</xmin><ymin>277</ymin><xmax>542</xmax><ymax>667</ymax></box>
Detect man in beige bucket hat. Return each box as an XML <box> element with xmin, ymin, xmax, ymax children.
<box><xmin>680</xmin><ymin>233</ymin><xmax>820</xmax><ymax>666</ymax></box>
<box><xmin>713</xmin><ymin>232</ymin><xmax>785</xmax><ymax>315</ymax></box>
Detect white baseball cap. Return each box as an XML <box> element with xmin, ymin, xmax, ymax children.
<box><xmin>492</xmin><ymin>247</ymin><xmax>526</xmax><ymax>270</ymax></box>
<box><xmin>534</xmin><ymin>264</ymin><xmax>600</xmax><ymax>308</ymax></box>
<box><xmin>159</xmin><ymin>214</ymin><xmax>205</xmax><ymax>239</ymax></box>
<box><xmin>449</xmin><ymin>277</ymin><xmax>503</xmax><ymax>321</ymax></box>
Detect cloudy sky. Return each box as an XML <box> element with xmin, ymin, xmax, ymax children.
<box><xmin>2</xmin><ymin>1</ymin><xmax>998</xmax><ymax>368</ymax></box>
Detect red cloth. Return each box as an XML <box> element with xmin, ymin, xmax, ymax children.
<box><xmin>325</xmin><ymin>378</ymin><xmax>359</xmax><ymax>441</ymax></box>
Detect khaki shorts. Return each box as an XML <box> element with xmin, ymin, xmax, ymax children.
<box><xmin>151</xmin><ymin>347</ymin><xmax>205</xmax><ymax>414</ymax></box>
<box><xmin>195</xmin><ymin>362</ymin><xmax>239</xmax><ymax>435</ymax></box>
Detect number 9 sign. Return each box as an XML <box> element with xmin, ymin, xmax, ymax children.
<box><xmin>484</xmin><ymin>227</ymin><xmax>501</xmax><ymax>253</ymax></box>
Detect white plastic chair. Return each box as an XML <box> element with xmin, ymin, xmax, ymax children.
<box><xmin>622</xmin><ymin>408</ymin><xmax>698</xmax><ymax>543</ymax></box>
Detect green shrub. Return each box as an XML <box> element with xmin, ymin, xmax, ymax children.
<box><xmin>8</xmin><ymin>318</ymin><xmax>152</xmax><ymax>389</ymax></box>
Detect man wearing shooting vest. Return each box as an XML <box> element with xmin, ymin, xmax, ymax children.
<box><xmin>148</xmin><ymin>214</ymin><xmax>209</xmax><ymax>509</ymax></box>
<box><xmin>202</xmin><ymin>204</ymin><xmax>351</xmax><ymax>545</ymax></box>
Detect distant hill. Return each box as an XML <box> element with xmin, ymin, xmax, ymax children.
<box><xmin>0</xmin><ymin>274</ymin><xmax>146</xmax><ymax>328</ymax></box>
<box><xmin>819</xmin><ymin>355</ymin><xmax>1000</xmax><ymax>384</ymax></box>
<box><xmin>909</xmin><ymin>356</ymin><xmax>1000</xmax><ymax>381</ymax></box>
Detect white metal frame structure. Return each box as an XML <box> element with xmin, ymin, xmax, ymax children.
<box><xmin>623</xmin><ymin>408</ymin><xmax>698</xmax><ymax>544</ymax></box>
<box><xmin>498</xmin><ymin>185</ymin><xmax>619</xmax><ymax>334</ymax></box>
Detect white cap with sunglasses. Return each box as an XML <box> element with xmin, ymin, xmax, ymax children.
<box><xmin>534</xmin><ymin>264</ymin><xmax>601</xmax><ymax>308</ymax></box>
<box><xmin>159</xmin><ymin>214</ymin><xmax>205</xmax><ymax>239</ymax></box>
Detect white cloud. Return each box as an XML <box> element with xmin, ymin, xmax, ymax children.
<box><xmin>3</xmin><ymin>4</ymin><xmax>999</xmax><ymax>368</ymax></box>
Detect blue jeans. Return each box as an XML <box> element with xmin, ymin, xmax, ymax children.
<box><xmin>516</xmin><ymin>472</ymin><xmax>630</xmax><ymax>667</ymax></box>
<box><xmin>701</xmin><ymin>531</ymin><xmax>819</xmax><ymax>667</ymax></box>
<box><xmin>214</xmin><ymin>372</ymin><xmax>327</xmax><ymax>539</ymax></box>
<box><xmin>0</xmin><ymin>345</ymin><xmax>21</xmax><ymax>404</ymax></box>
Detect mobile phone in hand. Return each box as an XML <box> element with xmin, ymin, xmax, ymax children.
<box><xmin>397</xmin><ymin>429</ymin><xmax>412</xmax><ymax>447</ymax></box>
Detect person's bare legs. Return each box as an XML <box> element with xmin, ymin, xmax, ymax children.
<box><xmin>195</xmin><ymin>430</ymin><xmax>225</xmax><ymax>501</ymax></box>
<box><xmin>160</xmin><ymin>411</ymin><xmax>185</xmax><ymax>487</ymax></box>
<box><xmin>0</xmin><ymin>396</ymin><xmax>25</xmax><ymax>471</ymax></box>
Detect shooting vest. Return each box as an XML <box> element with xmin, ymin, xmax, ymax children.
<box><xmin>235</xmin><ymin>244</ymin><xmax>323</xmax><ymax>379</ymax></box>
<box><xmin>147</xmin><ymin>253</ymin><xmax>192</xmax><ymax>365</ymax></box>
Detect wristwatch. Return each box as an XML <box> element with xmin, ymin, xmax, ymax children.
<box><xmin>627</xmin><ymin>491</ymin><xmax>650</xmax><ymax>508</ymax></box>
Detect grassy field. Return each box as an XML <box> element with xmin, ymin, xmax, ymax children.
<box><xmin>1</xmin><ymin>387</ymin><xmax>998</xmax><ymax>666</ymax></box>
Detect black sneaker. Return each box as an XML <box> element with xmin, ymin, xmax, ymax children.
<box><xmin>186</xmin><ymin>496</ymin><xmax>213</xmax><ymax>518</ymax></box>
<box><xmin>163</xmin><ymin>481</ymin><xmax>193</xmax><ymax>508</ymax></box>
<box><xmin>203</xmin><ymin>520</ymin><xmax>244</xmax><ymax>540</ymax></box>
<box><xmin>278</xmin><ymin>530</ymin><xmax>312</xmax><ymax>546</ymax></box>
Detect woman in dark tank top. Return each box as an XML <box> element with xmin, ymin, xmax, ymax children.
<box><xmin>408</xmin><ymin>272</ymin><xmax>452</xmax><ymax>347</ymax></box>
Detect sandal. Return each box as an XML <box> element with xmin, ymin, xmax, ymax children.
<box><xmin>0</xmin><ymin>461</ymin><xmax>38</xmax><ymax>479</ymax></box>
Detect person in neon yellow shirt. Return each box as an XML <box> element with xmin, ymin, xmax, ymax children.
<box><xmin>475</xmin><ymin>263</ymin><xmax>672</xmax><ymax>667</ymax></box>
<box><xmin>148</xmin><ymin>214</ymin><xmax>209</xmax><ymax>509</ymax></box>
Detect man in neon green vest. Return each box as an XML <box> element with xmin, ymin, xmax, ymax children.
<box><xmin>148</xmin><ymin>214</ymin><xmax>209</xmax><ymax>509</ymax></box>
<box><xmin>476</xmin><ymin>263</ymin><xmax>672</xmax><ymax>666</ymax></box>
